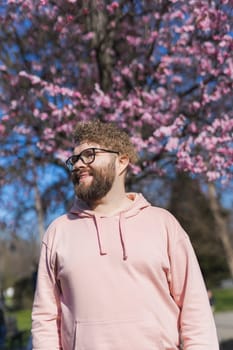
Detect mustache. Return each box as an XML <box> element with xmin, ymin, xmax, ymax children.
<box><xmin>71</xmin><ymin>169</ymin><xmax>94</xmax><ymax>183</ymax></box>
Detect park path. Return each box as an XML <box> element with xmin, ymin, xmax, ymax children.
<box><xmin>215</xmin><ymin>311</ymin><xmax>233</xmax><ymax>342</ymax></box>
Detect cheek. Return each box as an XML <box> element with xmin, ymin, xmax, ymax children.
<box><xmin>71</xmin><ymin>172</ymin><xmax>78</xmax><ymax>184</ymax></box>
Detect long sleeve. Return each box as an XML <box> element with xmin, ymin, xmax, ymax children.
<box><xmin>169</xmin><ymin>221</ymin><xmax>219</xmax><ymax>350</ymax></box>
<box><xmin>31</xmin><ymin>242</ymin><xmax>62</xmax><ymax>350</ymax></box>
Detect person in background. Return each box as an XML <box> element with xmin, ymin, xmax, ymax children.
<box><xmin>0</xmin><ymin>300</ymin><xmax>6</xmax><ymax>349</ymax></box>
<box><xmin>208</xmin><ymin>289</ymin><xmax>216</xmax><ymax>313</ymax></box>
<box><xmin>32</xmin><ymin>120</ymin><xmax>219</xmax><ymax>349</ymax></box>
<box><xmin>25</xmin><ymin>264</ymin><xmax>38</xmax><ymax>350</ymax></box>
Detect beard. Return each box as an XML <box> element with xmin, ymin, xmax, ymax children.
<box><xmin>72</xmin><ymin>159</ymin><xmax>116</xmax><ymax>205</ymax></box>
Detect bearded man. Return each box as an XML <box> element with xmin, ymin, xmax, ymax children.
<box><xmin>32</xmin><ymin>120</ymin><xmax>219</xmax><ymax>350</ymax></box>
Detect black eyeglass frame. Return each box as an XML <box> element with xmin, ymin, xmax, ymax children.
<box><xmin>65</xmin><ymin>147</ymin><xmax>119</xmax><ymax>171</ymax></box>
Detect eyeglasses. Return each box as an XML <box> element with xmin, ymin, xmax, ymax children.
<box><xmin>65</xmin><ymin>147</ymin><xmax>119</xmax><ymax>171</ymax></box>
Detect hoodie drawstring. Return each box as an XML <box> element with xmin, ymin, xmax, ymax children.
<box><xmin>94</xmin><ymin>214</ymin><xmax>128</xmax><ymax>260</ymax></box>
<box><xmin>119</xmin><ymin>213</ymin><xmax>128</xmax><ymax>260</ymax></box>
<box><xmin>70</xmin><ymin>194</ymin><xmax>150</xmax><ymax>261</ymax></box>
<box><xmin>93</xmin><ymin>215</ymin><xmax>107</xmax><ymax>256</ymax></box>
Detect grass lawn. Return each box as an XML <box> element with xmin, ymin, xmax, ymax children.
<box><xmin>6</xmin><ymin>290</ymin><xmax>233</xmax><ymax>327</ymax></box>
<box><xmin>4</xmin><ymin>309</ymin><xmax>31</xmax><ymax>350</ymax></box>
<box><xmin>11</xmin><ymin>309</ymin><xmax>32</xmax><ymax>331</ymax></box>
<box><xmin>213</xmin><ymin>288</ymin><xmax>233</xmax><ymax>312</ymax></box>
<box><xmin>3</xmin><ymin>288</ymin><xmax>232</xmax><ymax>348</ymax></box>
<box><xmin>8</xmin><ymin>290</ymin><xmax>233</xmax><ymax>326</ymax></box>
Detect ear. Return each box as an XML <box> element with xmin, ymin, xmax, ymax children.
<box><xmin>116</xmin><ymin>154</ymin><xmax>130</xmax><ymax>176</ymax></box>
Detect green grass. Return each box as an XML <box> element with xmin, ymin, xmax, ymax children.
<box><xmin>213</xmin><ymin>288</ymin><xmax>233</xmax><ymax>312</ymax></box>
<box><xmin>3</xmin><ymin>288</ymin><xmax>232</xmax><ymax>349</ymax></box>
<box><xmin>5</xmin><ymin>309</ymin><xmax>31</xmax><ymax>350</ymax></box>
<box><xmin>12</xmin><ymin>309</ymin><xmax>32</xmax><ymax>331</ymax></box>
<box><xmin>6</xmin><ymin>290</ymin><xmax>233</xmax><ymax>326</ymax></box>
<box><xmin>8</xmin><ymin>291</ymin><xmax>233</xmax><ymax>324</ymax></box>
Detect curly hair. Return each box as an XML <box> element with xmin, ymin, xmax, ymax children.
<box><xmin>73</xmin><ymin>120</ymin><xmax>138</xmax><ymax>164</ymax></box>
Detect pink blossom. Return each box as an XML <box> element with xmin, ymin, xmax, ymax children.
<box><xmin>130</xmin><ymin>136</ymin><xmax>148</xmax><ymax>150</ymax></box>
<box><xmin>83</xmin><ymin>32</ymin><xmax>95</xmax><ymax>41</ymax></box>
<box><xmin>177</xmin><ymin>151</ymin><xmax>193</xmax><ymax>171</ymax></box>
<box><xmin>122</xmin><ymin>67</ymin><xmax>133</xmax><ymax>78</ymax></box>
<box><xmin>156</xmin><ymin>87</ymin><xmax>167</xmax><ymax>97</ymax></box>
<box><xmin>66</xmin><ymin>15</ymin><xmax>74</xmax><ymax>23</ymax></box>
<box><xmin>74</xmin><ymin>91</ymin><xmax>82</xmax><ymax>99</ymax></box>
<box><xmin>13</xmin><ymin>126</ymin><xmax>31</xmax><ymax>135</ymax></box>
<box><xmin>1</xmin><ymin>0</ymin><xmax>233</xmax><ymax>185</ymax></box>
<box><xmin>174</xmin><ymin>27</ymin><xmax>182</xmax><ymax>34</ymax></box>
<box><xmin>0</xmin><ymin>125</ymin><xmax>6</xmax><ymax>135</ymax></box>
<box><xmin>37</xmin><ymin>142</ymin><xmax>55</xmax><ymax>153</ymax></box>
<box><xmin>57</xmin><ymin>124</ymin><xmax>73</xmax><ymax>133</ymax></box>
<box><xmin>192</xmin><ymin>102</ymin><xmax>200</xmax><ymax>110</ymax></box>
<box><xmin>19</xmin><ymin>71</ymin><xmax>41</xmax><ymax>84</ymax></box>
<box><xmin>43</xmin><ymin>128</ymin><xmax>55</xmax><ymax>140</ymax></box>
<box><xmin>203</xmin><ymin>42</ymin><xmax>216</xmax><ymax>55</ymax></box>
<box><xmin>141</xmin><ymin>112</ymin><xmax>153</xmax><ymax>122</ymax></box>
<box><xmin>223</xmin><ymin>58</ymin><xmax>233</xmax><ymax>79</ymax></box>
<box><xmin>192</xmin><ymin>155</ymin><xmax>207</xmax><ymax>173</ymax></box>
<box><xmin>183</xmin><ymin>25</ymin><xmax>195</xmax><ymax>33</ymax></box>
<box><xmin>2</xmin><ymin>115</ymin><xmax>10</xmax><ymax>121</ymax></box>
<box><xmin>129</xmin><ymin>164</ymin><xmax>141</xmax><ymax>175</ymax></box>
<box><xmin>126</xmin><ymin>36</ymin><xmax>142</xmax><ymax>46</ymax></box>
<box><xmin>188</xmin><ymin>122</ymin><xmax>198</xmax><ymax>133</ymax></box>
<box><xmin>0</xmin><ymin>64</ymin><xmax>7</xmax><ymax>71</ymax></box>
<box><xmin>150</xmin><ymin>31</ymin><xmax>158</xmax><ymax>40</ymax></box>
<box><xmin>206</xmin><ymin>171</ymin><xmax>220</xmax><ymax>181</ymax></box>
<box><xmin>32</xmin><ymin>62</ymin><xmax>43</xmax><ymax>71</ymax></box>
<box><xmin>55</xmin><ymin>149</ymin><xmax>71</xmax><ymax>161</ymax></box>
<box><xmin>106</xmin><ymin>2</ymin><xmax>119</xmax><ymax>14</ymax></box>
<box><xmin>40</xmin><ymin>113</ymin><xmax>48</xmax><ymax>120</ymax></box>
<box><xmin>82</xmin><ymin>8</ymin><xmax>89</xmax><ymax>15</ymax></box>
<box><xmin>95</xmin><ymin>94</ymin><xmax>111</xmax><ymax>108</ymax></box>
<box><xmin>31</xmin><ymin>75</ymin><xmax>41</xmax><ymax>84</ymax></box>
<box><xmin>165</xmin><ymin>137</ymin><xmax>179</xmax><ymax>151</ymax></box>
<box><xmin>169</xmin><ymin>10</ymin><xmax>184</xmax><ymax>20</ymax></box>
<box><xmin>171</xmin><ymin>76</ymin><xmax>182</xmax><ymax>84</ymax></box>
<box><xmin>196</xmin><ymin>11</ymin><xmax>213</xmax><ymax>31</ymax></box>
<box><xmin>39</xmin><ymin>0</ymin><xmax>48</xmax><ymax>6</ymax></box>
<box><xmin>119</xmin><ymin>100</ymin><xmax>132</xmax><ymax>110</ymax></box>
<box><xmin>154</xmin><ymin>125</ymin><xmax>173</xmax><ymax>138</ymax></box>
<box><xmin>142</xmin><ymin>15</ymin><xmax>150</xmax><ymax>24</ymax></box>
<box><xmin>11</xmin><ymin>100</ymin><xmax>18</xmax><ymax>109</ymax></box>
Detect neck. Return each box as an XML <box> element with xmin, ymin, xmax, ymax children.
<box><xmin>89</xmin><ymin>185</ymin><xmax>132</xmax><ymax>216</ymax></box>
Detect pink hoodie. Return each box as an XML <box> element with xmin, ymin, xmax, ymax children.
<box><xmin>32</xmin><ymin>193</ymin><xmax>219</xmax><ymax>350</ymax></box>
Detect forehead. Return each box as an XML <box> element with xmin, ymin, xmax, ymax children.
<box><xmin>73</xmin><ymin>142</ymin><xmax>100</xmax><ymax>154</ymax></box>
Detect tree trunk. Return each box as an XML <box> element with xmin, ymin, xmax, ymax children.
<box><xmin>208</xmin><ymin>182</ymin><xmax>233</xmax><ymax>278</ymax></box>
<box><xmin>90</xmin><ymin>0</ymin><xmax>114</xmax><ymax>91</ymax></box>
<box><xmin>34</xmin><ymin>182</ymin><xmax>45</xmax><ymax>242</ymax></box>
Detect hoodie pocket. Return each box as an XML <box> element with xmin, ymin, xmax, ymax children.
<box><xmin>72</xmin><ymin>319</ymin><xmax>165</xmax><ymax>350</ymax></box>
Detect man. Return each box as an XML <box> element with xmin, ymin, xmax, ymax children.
<box><xmin>32</xmin><ymin>120</ymin><xmax>219</xmax><ymax>350</ymax></box>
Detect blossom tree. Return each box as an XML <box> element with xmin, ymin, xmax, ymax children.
<box><xmin>0</xmin><ymin>0</ymin><xmax>233</xmax><ymax>271</ymax></box>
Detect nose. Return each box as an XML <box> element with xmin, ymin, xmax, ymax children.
<box><xmin>73</xmin><ymin>157</ymin><xmax>85</xmax><ymax>170</ymax></box>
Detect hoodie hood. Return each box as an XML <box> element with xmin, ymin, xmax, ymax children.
<box><xmin>69</xmin><ymin>192</ymin><xmax>150</xmax><ymax>218</ymax></box>
<box><xmin>69</xmin><ymin>193</ymin><xmax>151</xmax><ymax>260</ymax></box>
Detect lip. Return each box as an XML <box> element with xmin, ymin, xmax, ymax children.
<box><xmin>78</xmin><ymin>172</ymin><xmax>92</xmax><ymax>182</ymax></box>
